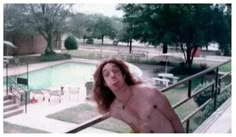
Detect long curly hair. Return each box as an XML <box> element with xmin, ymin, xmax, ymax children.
<box><xmin>92</xmin><ymin>58</ymin><xmax>142</xmax><ymax>114</ymax></box>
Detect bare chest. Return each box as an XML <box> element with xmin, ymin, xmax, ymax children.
<box><xmin>111</xmin><ymin>98</ymin><xmax>153</xmax><ymax>126</ymax></box>
<box><xmin>112</xmin><ymin>97</ymin><xmax>174</xmax><ymax>132</ymax></box>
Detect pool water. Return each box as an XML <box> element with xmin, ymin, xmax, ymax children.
<box><xmin>9</xmin><ymin>62</ymin><xmax>96</xmax><ymax>91</ymax></box>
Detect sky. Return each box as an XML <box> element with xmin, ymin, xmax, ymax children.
<box><xmin>73</xmin><ymin>3</ymin><xmax>124</xmax><ymax>18</ymax></box>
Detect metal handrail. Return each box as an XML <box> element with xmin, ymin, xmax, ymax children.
<box><xmin>67</xmin><ymin>113</ymin><xmax>110</xmax><ymax>133</ymax></box>
<box><xmin>161</xmin><ymin>59</ymin><xmax>231</xmax><ymax>93</ymax></box>
<box><xmin>9</xmin><ymin>77</ymin><xmax>28</xmax><ymax>92</ymax></box>
<box><xmin>172</xmin><ymin>81</ymin><xmax>215</xmax><ymax>109</ymax></box>
<box><xmin>8</xmin><ymin>77</ymin><xmax>28</xmax><ymax>113</ymax></box>
<box><xmin>66</xmin><ymin>59</ymin><xmax>231</xmax><ymax>133</ymax></box>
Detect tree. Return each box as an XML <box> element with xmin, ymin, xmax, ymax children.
<box><xmin>118</xmin><ymin>4</ymin><xmax>231</xmax><ymax>69</ymax></box>
<box><xmin>4</xmin><ymin>4</ymin><xmax>73</xmax><ymax>55</ymax></box>
<box><xmin>4</xmin><ymin>4</ymin><xmax>32</xmax><ymax>34</ymax></box>
<box><xmin>210</xmin><ymin>4</ymin><xmax>231</xmax><ymax>56</ymax></box>
<box><xmin>69</xmin><ymin>13</ymin><xmax>93</xmax><ymax>43</ymax></box>
<box><xmin>116</xmin><ymin>23</ymin><xmax>131</xmax><ymax>45</ymax></box>
<box><xmin>117</xmin><ymin>4</ymin><xmax>142</xmax><ymax>53</ymax></box>
<box><xmin>89</xmin><ymin>14</ymin><xmax>116</xmax><ymax>45</ymax></box>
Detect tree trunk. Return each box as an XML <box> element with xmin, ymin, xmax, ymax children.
<box><xmin>83</xmin><ymin>36</ymin><xmax>85</xmax><ymax>44</ymax></box>
<box><xmin>45</xmin><ymin>33</ymin><xmax>55</xmax><ymax>54</ymax></box>
<box><xmin>186</xmin><ymin>46</ymin><xmax>192</xmax><ymax>71</ymax></box>
<box><xmin>206</xmin><ymin>44</ymin><xmax>208</xmax><ymax>51</ymax></box>
<box><xmin>101</xmin><ymin>35</ymin><xmax>104</xmax><ymax>45</ymax></box>
<box><xmin>163</xmin><ymin>43</ymin><xmax>168</xmax><ymax>53</ymax></box>
<box><xmin>129</xmin><ymin>38</ymin><xmax>132</xmax><ymax>53</ymax></box>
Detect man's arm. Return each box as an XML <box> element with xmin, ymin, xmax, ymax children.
<box><xmin>154</xmin><ymin>89</ymin><xmax>185</xmax><ymax>133</ymax></box>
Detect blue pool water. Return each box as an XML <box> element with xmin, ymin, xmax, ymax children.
<box><xmin>10</xmin><ymin>62</ymin><xmax>96</xmax><ymax>91</ymax></box>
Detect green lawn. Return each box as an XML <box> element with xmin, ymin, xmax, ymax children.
<box><xmin>4</xmin><ymin>122</ymin><xmax>49</xmax><ymax>133</ymax></box>
<box><xmin>219</xmin><ymin>63</ymin><xmax>231</xmax><ymax>72</ymax></box>
<box><xmin>46</xmin><ymin>103</ymin><xmax>132</xmax><ymax>133</ymax></box>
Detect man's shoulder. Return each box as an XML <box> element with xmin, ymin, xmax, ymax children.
<box><xmin>135</xmin><ymin>83</ymin><xmax>159</xmax><ymax>92</ymax></box>
<box><xmin>134</xmin><ymin>83</ymin><xmax>161</xmax><ymax>97</ymax></box>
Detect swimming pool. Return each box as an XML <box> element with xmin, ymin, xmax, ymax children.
<box><xmin>5</xmin><ymin>61</ymin><xmax>142</xmax><ymax>91</ymax></box>
<box><xmin>10</xmin><ymin>62</ymin><xmax>96</xmax><ymax>91</ymax></box>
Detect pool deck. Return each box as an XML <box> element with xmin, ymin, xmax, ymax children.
<box><xmin>4</xmin><ymin>58</ymin><xmax>116</xmax><ymax>133</ymax></box>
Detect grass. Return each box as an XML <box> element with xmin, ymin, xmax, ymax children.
<box><xmin>219</xmin><ymin>63</ymin><xmax>231</xmax><ymax>72</ymax></box>
<box><xmin>46</xmin><ymin>103</ymin><xmax>132</xmax><ymax>133</ymax></box>
<box><xmin>4</xmin><ymin>122</ymin><xmax>49</xmax><ymax>133</ymax></box>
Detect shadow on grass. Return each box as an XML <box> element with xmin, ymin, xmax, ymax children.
<box><xmin>46</xmin><ymin>103</ymin><xmax>132</xmax><ymax>133</ymax></box>
<box><xmin>4</xmin><ymin>122</ymin><xmax>49</xmax><ymax>133</ymax></box>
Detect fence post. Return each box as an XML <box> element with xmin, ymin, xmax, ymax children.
<box><xmin>218</xmin><ymin>78</ymin><xmax>221</xmax><ymax>94</ymax></box>
<box><xmin>213</xmin><ymin>68</ymin><xmax>219</xmax><ymax>111</ymax></box>
<box><xmin>186</xmin><ymin>120</ymin><xmax>190</xmax><ymax>133</ymax></box>
<box><xmin>6</xmin><ymin>61</ymin><xmax>9</xmax><ymax>95</ymax></box>
<box><xmin>25</xmin><ymin>92</ymin><xmax>27</xmax><ymax>113</ymax></box>
<box><xmin>211</xmin><ymin>84</ymin><xmax>215</xmax><ymax>98</ymax></box>
<box><xmin>188</xmin><ymin>80</ymin><xmax>192</xmax><ymax>97</ymax></box>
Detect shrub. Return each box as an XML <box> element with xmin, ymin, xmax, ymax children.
<box><xmin>86</xmin><ymin>38</ymin><xmax>94</xmax><ymax>44</ymax></box>
<box><xmin>169</xmin><ymin>63</ymin><xmax>213</xmax><ymax>75</ymax></box>
<box><xmin>202</xmin><ymin>89</ymin><xmax>231</xmax><ymax>119</ymax></box>
<box><xmin>193</xmin><ymin>82</ymin><xmax>231</xmax><ymax>122</ymax></box>
<box><xmin>64</xmin><ymin>36</ymin><xmax>78</xmax><ymax>50</ymax></box>
<box><xmin>40</xmin><ymin>53</ymin><xmax>71</xmax><ymax>62</ymax></box>
<box><xmin>193</xmin><ymin>82</ymin><xmax>212</xmax><ymax>107</ymax></box>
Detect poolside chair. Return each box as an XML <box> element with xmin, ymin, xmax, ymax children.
<box><xmin>46</xmin><ymin>89</ymin><xmax>61</xmax><ymax>103</ymax></box>
<box><xmin>68</xmin><ymin>87</ymin><xmax>80</xmax><ymax>101</ymax></box>
<box><xmin>152</xmin><ymin>77</ymin><xmax>169</xmax><ymax>87</ymax></box>
<box><xmin>85</xmin><ymin>81</ymin><xmax>94</xmax><ymax>100</ymax></box>
<box><xmin>31</xmin><ymin>90</ymin><xmax>45</xmax><ymax>102</ymax></box>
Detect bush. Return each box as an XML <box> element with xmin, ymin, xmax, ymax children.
<box><xmin>169</xmin><ymin>63</ymin><xmax>213</xmax><ymax>75</ymax></box>
<box><xmin>193</xmin><ymin>82</ymin><xmax>212</xmax><ymax>107</ymax></box>
<box><xmin>86</xmin><ymin>38</ymin><xmax>94</xmax><ymax>44</ymax></box>
<box><xmin>40</xmin><ymin>53</ymin><xmax>71</xmax><ymax>62</ymax></box>
<box><xmin>193</xmin><ymin>82</ymin><xmax>231</xmax><ymax>122</ymax></box>
<box><xmin>202</xmin><ymin>89</ymin><xmax>231</xmax><ymax>119</ymax></box>
<box><xmin>64</xmin><ymin>36</ymin><xmax>78</xmax><ymax>50</ymax></box>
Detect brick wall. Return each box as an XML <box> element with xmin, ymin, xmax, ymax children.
<box><xmin>4</xmin><ymin>32</ymin><xmax>61</xmax><ymax>56</ymax></box>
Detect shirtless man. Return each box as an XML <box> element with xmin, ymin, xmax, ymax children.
<box><xmin>93</xmin><ymin>58</ymin><xmax>185</xmax><ymax>133</ymax></box>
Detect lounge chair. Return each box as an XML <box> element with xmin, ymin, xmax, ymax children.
<box><xmin>31</xmin><ymin>90</ymin><xmax>45</xmax><ymax>101</ymax></box>
<box><xmin>68</xmin><ymin>87</ymin><xmax>80</xmax><ymax>101</ymax></box>
<box><xmin>45</xmin><ymin>89</ymin><xmax>61</xmax><ymax>103</ymax></box>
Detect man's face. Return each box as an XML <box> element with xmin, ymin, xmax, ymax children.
<box><xmin>102</xmin><ymin>63</ymin><xmax>126</xmax><ymax>91</ymax></box>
